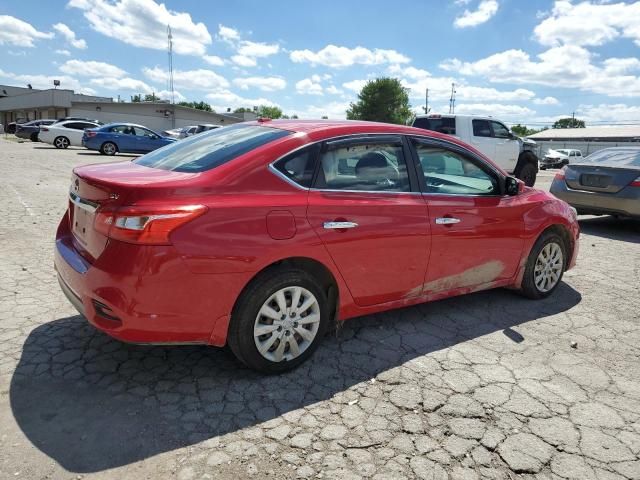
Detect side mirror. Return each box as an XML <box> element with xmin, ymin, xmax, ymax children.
<box><xmin>505</xmin><ymin>176</ymin><xmax>521</xmax><ymax>196</ymax></box>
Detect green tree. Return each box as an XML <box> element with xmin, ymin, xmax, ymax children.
<box><xmin>178</xmin><ymin>101</ymin><xmax>213</xmax><ymax>112</ymax></box>
<box><xmin>233</xmin><ymin>107</ymin><xmax>253</xmax><ymax>113</ymax></box>
<box><xmin>130</xmin><ymin>94</ymin><xmax>142</xmax><ymax>102</ymax></box>
<box><xmin>257</xmin><ymin>105</ymin><xmax>283</xmax><ymax>119</ymax></box>
<box><xmin>320</xmin><ymin>115</ymin><xmax>328</xmax><ymax>119</ymax></box>
<box><xmin>511</xmin><ymin>124</ymin><xmax>541</xmax><ymax>137</ymax></box>
<box><xmin>346</xmin><ymin>77</ymin><xmax>412</xmax><ymax>124</ymax></box>
<box><xmin>553</xmin><ymin>117</ymin><xmax>585</xmax><ymax>129</ymax></box>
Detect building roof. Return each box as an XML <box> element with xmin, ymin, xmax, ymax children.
<box><xmin>528</xmin><ymin>126</ymin><xmax>640</xmax><ymax>140</ymax></box>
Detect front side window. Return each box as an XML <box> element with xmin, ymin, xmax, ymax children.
<box><xmin>273</xmin><ymin>145</ymin><xmax>318</xmax><ymax>188</ymax></box>
<box><xmin>413</xmin><ymin>142</ymin><xmax>498</xmax><ymax>195</ymax></box>
<box><xmin>472</xmin><ymin>120</ymin><xmax>492</xmax><ymax>138</ymax></box>
<box><xmin>134</xmin><ymin>124</ymin><xmax>291</xmax><ymax>172</ymax></box>
<box><xmin>315</xmin><ymin>141</ymin><xmax>410</xmax><ymax>192</ymax></box>
<box><xmin>133</xmin><ymin>126</ymin><xmax>157</xmax><ymax>138</ymax></box>
<box><xmin>490</xmin><ymin>121</ymin><xmax>511</xmax><ymax>139</ymax></box>
<box><xmin>110</xmin><ymin>125</ymin><xmax>131</xmax><ymax>134</ymax></box>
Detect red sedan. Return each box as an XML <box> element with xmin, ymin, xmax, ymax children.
<box><xmin>55</xmin><ymin>120</ymin><xmax>579</xmax><ymax>373</ymax></box>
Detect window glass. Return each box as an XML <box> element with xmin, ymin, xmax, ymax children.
<box><xmin>412</xmin><ymin>117</ymin><xmax>456</xmax><ymax>135</ymax></box>
<box><xmin>63</xmin><ymin>122</ymin><xmax>82</xmax><ymax>130</ymax></box>
<box><xmin>490</xmin><ymin>121</ymin><xmax>510</xmax><ymax>138</ymax></box>
<box><xmin>582</xmin><ymin>148</ymin><xmax>640</xmax><ymax>167</ymax></box>
<box><xmin>109</xmin><ymin>125</ymin><xmax>131</xmax><ymax>134</ymax></box>
<box><xmin>472</xmin><ymin>119</ymin><xmax>492</xmax><ymax>137</ymax></box>
<box><xmin>316</xmin><ymin>142</ymin><xmax>410</xmax><ymax>192</ymax></box>
<box><xmin>133</xmin><ymin>126</ymin><xmax>157</xmax><ymax>138</ymax></box>
<box><xmin>134</xmin><ymin>124</ymin><xmax>291</xmax><ymax>172</ymax></box>
<box><xmin>273</xmin><ymin>146</ymin><xmax>318</xmax><ymax>188</ymax></box>
<box><xmin>413</xmin><ymin>142</ymin><xmax>498</xmax><ymax>195</ymax></box>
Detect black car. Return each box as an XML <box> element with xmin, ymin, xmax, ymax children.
<box><xmin>5</xmin><ymin>121</ymin><xmax>27</xmax><ymax>135</ymax></box>
<box><xmin>15</xmin><ymin>119</ymin><xmax>56</xmax><ymax>142</ymax></box>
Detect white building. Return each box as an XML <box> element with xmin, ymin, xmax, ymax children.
<box><xmin>0</xmin><ymin>84</ymin><xmax>254</xmax><ymax>132</ymax></box>
<box><xmin>527</xmin><ymin>126</ymin><xmax>640</xmax><ymax>157</ymax></box>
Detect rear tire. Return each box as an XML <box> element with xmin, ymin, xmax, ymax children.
<box><xmin>517</xmin><ymin>162</ymin><xmax>537</xmax><ymax>187</ymax></box>
<box><xmin>228</xmin><ymin>268</ymin><xmax>329</xmax><ymax>374</ymax></box>
<box><xmin>100</xmin><ymin>142</ymin><xmax>117</xmax><ymax>156</ymax></box>
<box><xmin>520</xmin><ymin>231</ymin><xmax>566</xmax><ymax>299</ymax></box>
<box><xmin>30</xmin><ymin>132</ymin><xmax>38</xmax><ymax>142</ymax></box>
<box><xmin>54</xmin><ymin>136</ymin><xmax>69</xmax><ymax>149</ymax></box>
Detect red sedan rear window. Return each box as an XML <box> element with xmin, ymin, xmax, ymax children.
<box><xmin>134</xmin><ymin>124</ymin><xmax>291</xmax><ymax>172</ymax></box>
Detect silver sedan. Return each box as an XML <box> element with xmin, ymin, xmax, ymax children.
<box><xmin>550</xmin><ymin>147</ymin><xmax>640</xmax><ymax>219</ymax></box>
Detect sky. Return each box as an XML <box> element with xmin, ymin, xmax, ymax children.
<box><xmin>1</xmin><ymin>0</ymin><xmax>640</xmax><ymax>127</ymax></box>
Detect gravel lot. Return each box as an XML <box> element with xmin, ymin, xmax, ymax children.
<box><xmin>1</xmin><ymin>137</ymin><xmax>639</xmax><ymax>480</ymax></box>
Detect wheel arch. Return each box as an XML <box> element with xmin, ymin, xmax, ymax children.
<box><xmin>101</xmin><ymin>140</ymin><xmax>118</xmax><ymax>153</ymax></box>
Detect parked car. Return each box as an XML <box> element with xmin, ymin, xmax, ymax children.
<box><xmin>550</xmin><ymin>147</ymin><xmax>640</xmax><ymax>218</ymax></box>
<box><xmin>194</xmin><ymin>123</ymin><xmax>221</xmax><ymax>134</ymax></box>
<box><xmin>541</xmin><ymin>148</ymin><xmax>583</xmax><ymax>169</ymax></box>
<box><xmin>412</xmin><ymin>114</ymin><xmax>539</xmax><ymax>186</ymax></box>
<box><xmin>15</xmin><ymin>119</ymin><xmax>56</xmax><ymax>142</ymax></box>
<box><xmin>163</xmin><ymin>125</ymin><xmax>198</xmax><ymax>139</ymax></box>
<box><xmin>39</xmin><ymin>120</ymin><xmax>101</xmax><ymax>149</ymax></box>
<box><xmin>55</xmin><ymin>120</ymin><xmax>579</xmax><ymax>373</ymax></box>
<box><xmin>5</xmin><ymin>120</ymin><xmax>27</xmax><ymax>135</ymax></box>
<box><xmin>82</xmin><ymin>123</ymin><xmax>176</xmax><ymax>155</ymax></box>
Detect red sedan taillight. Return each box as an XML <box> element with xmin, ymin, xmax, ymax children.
<box><xmin>630</xmin><ymin>176</ymin><xmax>640</xmax><ymax>187</ymax></box>
<box><xmin>85</xmin><ymin>131</ymin><xmax>97</xmax><ymax>138</ymax></box>
<box><xmin>41</xmin><ymin>127</ymin><xmax>49</xmax><ymax>132</ymax></box>
<box><xmin>94</xmin><ymin>205</ymin><xmax>207</xmax><ymax>245</ymax></box>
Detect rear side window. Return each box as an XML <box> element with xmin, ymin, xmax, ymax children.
<box><xmin>273</xmin><ymin>145</ymin><xmax>319</xmax><ymax>188</ymax></box>
<box><xmin>134</xmin><ymin>124</ymin><xmax>291</xmax><ymax>172</ymax></box>
<box><xmin>472</xmin><ymin>120</ymin><xmax>492</xmax><ymax>137</ymax></box>
<box><xmin>413</xmin><ymin>117</ymin><xmax>456</xmax><ymax>135</ymax></box>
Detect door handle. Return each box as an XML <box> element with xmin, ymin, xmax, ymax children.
<box><xmin>323</xmin><ymin>221</ymin><xmax>358</xmax><ymax>229</ymax></box>
<box><xmin>435</xmin><ymin>217</ymin><xmax>461</xmax><ymax>225</ymax></box>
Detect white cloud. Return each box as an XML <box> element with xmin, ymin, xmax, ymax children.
<box><xmin>534</xmin><ymin>0</ymin><xmax>640</xmax><ymax>47</ymax></box>
<box><xmin>0</xmin><ymin>15</ymin><xmax>53</xmax><ymax>47</ymax></box>
<box><xmin>143</xmin><ymin>66</ymin><xmax>229</xmax><ymax>90</ymax></box>
<box><xmin>231</xmin><ymin>41</ymin><xmax>279</xmax><ymax>67</ymax></box>
<box><xmin>60</xmin><ymin>59</ymin><xmax>126</xmax><ymax>77</ymax></box>
<box><xmin>290</xmin><ymin>44</ymin><xmax>410</xmax><ymax>68</ymax></box>
<box><xmin>218</xmin><ymin>24</ymin><xmax>240</xmax><ymax>42</ymax></box>
<box><xmin>296</xmin><ymin>78</ymin><xmax>323</xmax><ymax>95</ymax></box>
<box><xmin>440</xmin><ymin>45</ymin><xmax>640</xmax><ymax>97</ymax></box>
<box><xmin>343</xmin><ymin>79</ymin><xmax>368</xmax><ymax>93</ymax></box>
<box><xmin>454</xmin><ymin>103</ymin><xmax>535</xmax><ymax>119</ymax></box>
<box><xmin>89</xmin><ymin>76</ymin><xmax>153</xmax><ymax>93</ymax></box>
<box><xmin>203</xmin><ymin>55</ymin><xmax>224</xmax><ymax>66</ymax></box>
<box><xmin>326</xmin><ymin>85</ymin><xmax>343</xmax><ymax>95</ymax></box>
<box><xmin>233</xmin><ymin>76</ymin><xmax>286</xmax><ymax>91</ymax></box>
<box><xmin>55</xmin><ymin>49</ymin><xmax>71</xmax><ymax>56</ymax></box>
<box><xmin>533</xmin><ymin>96</ymin><xmax>560</xmax><ymax>105</ymax></box>
<box><xmin>576</xmin><ymin>103</ymin><xmax>640</xmax><ymax>122</ymax></box>
<box><xmin>52</xmin><ymin>23</ymin><xmax>87</xmax><ymax>49</ymax></box>
<box><xmin>454</xmin><ymin>0</ymin><xmax>499</xmax><ymax>28</ymax></box>
<box><xmin>155</xmin><ymin>89</ymin><xmax>185</xmax><ymax>102</ymax></box>
<box><xmin>205</xmin><ymin>89</ymin><xmax>278</xmax><ymax>110</ymax></box>
<box><xmin>68</xmin><ymin>0</ymin><xmax>212</xmax><ymax>55</ymax></box>
<box><xmin>0</xmin><ymin>68</ymin><xmax>94</xmax><ymax>94</ymax></box>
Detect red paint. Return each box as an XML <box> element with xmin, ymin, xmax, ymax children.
<box><xmin>55</xmin><ymin>120</ymin><xmax>580</xmax><ymax>346</ymax></box>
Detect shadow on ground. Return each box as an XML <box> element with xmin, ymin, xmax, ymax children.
<box><xmin>579</xmin><ymin>216</ymin><xmax>640</xmax><ymax>244</ymax></box>
<box><xmin>11</xmin><ymin>284</ymin><xmax>581</xmax><ymax>472</ymax></box>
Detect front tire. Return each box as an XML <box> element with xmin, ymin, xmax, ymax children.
<box><xmin>228</xmin><ymin>269</ymin><xmax>329</xmax><ymax>373</ymax></box>
<box><xmin>100</xmin><ymin>141</ymin><xmax>117</xmax><ymax>156</ymax></box>
<box><xmin>517</xmin><ymin>162</ymin><xmax>537</xmax><ymax>187</ymax></box>
<box><xmin>54</xmin><ymin>136</ymin><xmax>69</xmax><ymax>149</ymax></box>
<box><xmin>520</xmin><ymin>231</ymin><xmax>566</xmax><ymax>299</ymax></box>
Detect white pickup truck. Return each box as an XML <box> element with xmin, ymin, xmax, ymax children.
<box><xmin>412</xmin><ymin>114</ymin><xmax>539</xmax><ymax>186</ymax></box>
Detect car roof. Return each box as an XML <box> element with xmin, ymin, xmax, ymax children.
<box><xmin>244</xmin><ymin>119</ymin><xmax>468</xmax><ymax>144</ymax></box>
<box><xmin>413</xmin><ymin>113</ymin><xmax>498</xmax><ymax>121</ymax></box>
<box><xmin>101</xmin><ymin>122</ymin><xmax>149</xmax><ymax>128</ymax></box>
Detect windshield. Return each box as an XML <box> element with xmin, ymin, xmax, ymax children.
<box><xmin>581</xmin><ymin>148</ymin><xmax>640</xmax><ymax>167</ymax></box>
<box><xmin>133</xmin><ymin>124</ymin><xmax>291</xmax><ymax>172</ymax></box>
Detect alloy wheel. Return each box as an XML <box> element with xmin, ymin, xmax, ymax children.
<box><xmin>55</xmin><ymin>137</ymin><xmax>69</xmax><ymax>149</ymax></box>
<box><xmin>534</xmin><ymin>242</ymin><xmax>563</xmax><ymax>292</ymax></box>
<box><xmin>103</xmin><ymin>143</ymin><xmax>116</xmax><ymax>155</ymax></box>
<box><xmin>253</xmin><ymin>286</ymin><xmax>321</xmax><ymax>363</ymax></box>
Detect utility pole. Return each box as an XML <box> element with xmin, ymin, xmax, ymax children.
<box><xmin>167</xmin><ymin>25</ymin><xmax>175</xmax><ymax>105</ymax></box>
<box><xmin>571</xmin><ymin>111</ymin><xmax>575</xmax><ymax>128</ymax></box>
<box><xmin>425</xmin><ymin>88</ymin><xmax>429</xmax><ymax>114</ymax></box>
<box><xmin>449</xmin><ymin>83</ymin><xmax>456</xmax><ymax>114</ymax></box>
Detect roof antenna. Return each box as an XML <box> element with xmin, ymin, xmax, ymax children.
<box><xmin>167</xmin><ymin>24</ymin><xmax>175</xmax><ymax>104</ymax></box>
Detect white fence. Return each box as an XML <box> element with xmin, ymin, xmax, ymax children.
<box><xmin>531</xmin><ymin>140</ymin><xmax>640</xmax><ymax>159</ymax></box>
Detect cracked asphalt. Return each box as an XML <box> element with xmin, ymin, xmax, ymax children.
<box><xmin>1</xmin><ymin>137</ymin><xmax>639</xmax><ymax>480</ymax></box>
